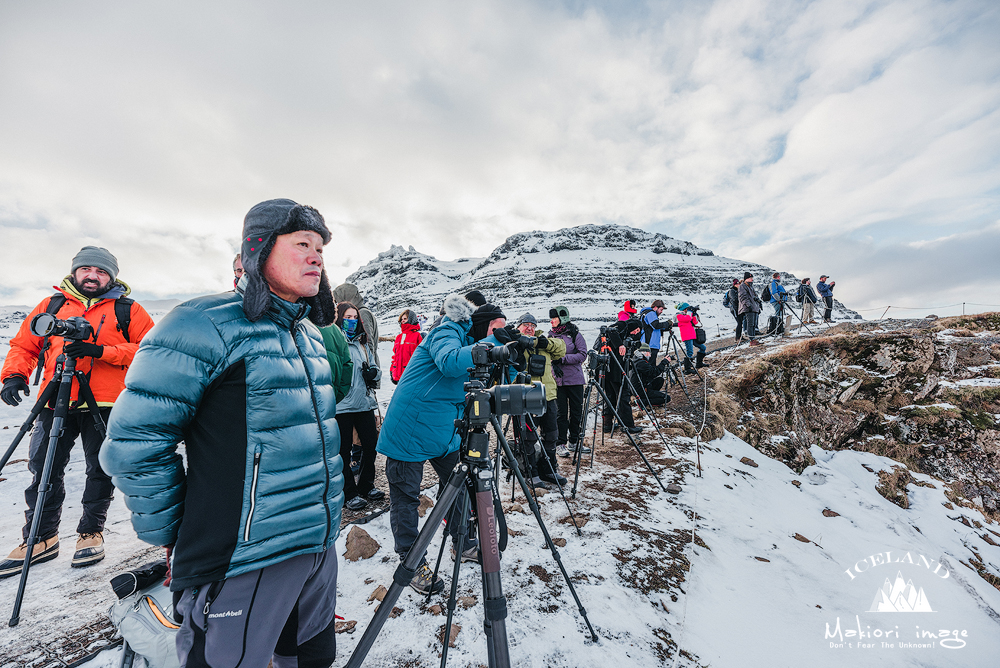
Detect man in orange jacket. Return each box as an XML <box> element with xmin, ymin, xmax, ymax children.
<box><xmin>0</xmin><ymin>246</ymin><xmax>154</xmax><ymax>576</ymax></box>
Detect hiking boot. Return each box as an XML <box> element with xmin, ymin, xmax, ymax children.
<box><xmin>539</xmin><ymin>472</ymin><xmax>567</xmax><ymax>487</ymax></box>
<box><xmin>626</xmin><ymin>425</ymin><xmax>643</xmax><ymax>434</ymax></box>
<box><xmin>345</xmin><ymin>496</ymin><xmax>367</xmax><ymax>511</ymax></box>
<box><xmin>530</xmin><ymin>476</ymin><xmax>551</xmax><ymax>490</ymax></box>
<box><xmin>72</xmin><ymin>532</ymin><xmax>105</xmax><ymax>568</ymax></box>
<box><xmin>748</xmin><ymin>340</ymin><xmax>761</xmax><ymax>347</ymax></box>
<box><xmin>451</xmin><ymin>544</ymin><xmax>480</xmax><ymax>564</ymax></box>
<box><xmin>695</xmin><ymin>352</ymin><xmax>708</xmax><ymax>368</ymax></box>
<box><xmin>0</xmin><ymin>536</ymin><xmax>60</xmax><ymax>578</ymax></box>
<box><xmin>410</xmin><ymin>563</ymin><xmax>445</xmax><ymax>595</ymax></box>
<box><xmin>366</xmin><ymin>488</ymin><xmax>386</xmax><ymax>502</ymax></box>
<box><xmin>556</xmin><ymin>444</ymin><xmax>571</xmax><ymax>458</ymax></box>
<box><xmin>569</xmin><ymin>442</ymin><xmax>591</xmax><ymax>455</ymax></box>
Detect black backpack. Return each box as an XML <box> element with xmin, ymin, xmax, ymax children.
<box><xmin>33</xmin><ymin>293</ymin><xmax>134</xmax><ymax>384</ymax></box>
<box><xmin>761</xmin><ymin>284</ymin><xmax>772</xmax><ymax>302</ymax></box>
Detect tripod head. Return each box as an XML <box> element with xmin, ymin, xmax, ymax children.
<box><xmin>459</xmin><ymin>343</ymin><xmax>547</xmax><ymax>462</ymax></box>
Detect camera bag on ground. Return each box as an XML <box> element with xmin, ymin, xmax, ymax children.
<box><xmin>694</xmin><ymin>328</ymin><xmax>706</xmax><ymax>345</ymax></box>
<box><xmin>107</xmin><ymin>560</ymin><xmax>181</xmax><ymax>668</ymax></box>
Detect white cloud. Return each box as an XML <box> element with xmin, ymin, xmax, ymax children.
<box><xmin>0</xmin><ymin>0</ymin><xmax>996</xmax><ymax>312</ymax></box>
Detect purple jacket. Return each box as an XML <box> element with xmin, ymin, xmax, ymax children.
<box><xmin>549</xmin><ymin>323</ymin><xmax>588</xmax><ymax>387</ymax></box>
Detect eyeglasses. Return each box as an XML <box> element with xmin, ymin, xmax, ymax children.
<box><xmin>234</xmin><ymin>268</ymin><xmax>244</xmax><ymax>277</ymax></box>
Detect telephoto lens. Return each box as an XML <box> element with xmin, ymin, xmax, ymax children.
<box><xmin>29</xmin><ymin>313</ymin><xmax>95</xmax><ymax>340</ymax></box>
<box><xmin>489</xmin><ymin>381</ymin><xmax>546</xmax><ymax>417</ymax></box>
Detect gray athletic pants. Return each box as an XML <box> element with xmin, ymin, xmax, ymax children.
<box><xmin>175</xmin><ymin>548</ymin><xmax>338</xmax><ymax>668</ymax></box>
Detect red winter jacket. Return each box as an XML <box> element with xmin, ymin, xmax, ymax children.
<box><xmin>390</xmin><ymin>323</ymin><xmax>423</xmax><ymax>384</ymax></box>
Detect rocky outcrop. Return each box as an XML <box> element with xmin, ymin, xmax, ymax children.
<box><xmin>711</xmin><ymin>314</ymin><xmax>1000</xmax><ymax>517</ymax></box>
<box><xmin>346</xmin><ymin>224</ymin><xmax>860</xmax><ymax>332</ymax></box>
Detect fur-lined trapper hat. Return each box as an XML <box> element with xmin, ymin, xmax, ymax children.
<box><xmin>442</xmin><ymin>293</ymin><xmax>476</xmax><ymax>324</ymax></box>
<box><xmin>240</xmin><ymin>198</ymin><xmax>336</xmax><ymax>326</ymax></box>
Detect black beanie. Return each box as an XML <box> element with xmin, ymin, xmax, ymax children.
<box><xmin>471</xmin><ymin>303</ymin><xmax>505</xmax><ymax>341</ymax></box>
<box><xmin>465</xmin><ymin>290</ymin><xmax>487</xmax><ymax>307</ymax></box>
<box><xmin>240</xmin><ymin>199</ymin><xmax>336</xmax><ymax>326</ymax></box>
<box><xmin>744</xmin><ymin>272</ymin><xmax>753</xmax><ymax>280</ymax></box>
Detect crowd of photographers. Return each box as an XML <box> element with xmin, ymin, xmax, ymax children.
<box><xmin>0</xmin><ymin>196</ymin><xmax>839</xmax><ymax>665</ymax></box>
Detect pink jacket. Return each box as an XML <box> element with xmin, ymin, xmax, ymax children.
<box><xmin>676</xmin><ymin>313</ymin><xmax>700</xmax><ymax>342</ymax></box>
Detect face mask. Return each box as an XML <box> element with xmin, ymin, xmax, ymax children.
<box><xmin>342</xmin><ymin>318</ymin><xmax>358</xmax><ymax>336</ymax></box>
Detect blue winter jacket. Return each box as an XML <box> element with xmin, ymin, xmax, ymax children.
<box><xmin>376</xmin><ymin>294</ymin><xmax>476</xmax><ymax>463</ymax></box>
<box><xmin>641</xmin><ymin>308</ymin><xmax>664</xmax><ymax>349</ymax></box>
<box><xmin>817</xmin><ymin>280</ymin><xmax>834</xmax><ymax>298</ymax></box>
<box><xmin>770</xmin><ymin>279</ymin><xmax>788</xmax><ymax>304</ymax></box>
<box><xmin>100</xmin><ymin>291</ymin><xmax>343</xmax><ymax>591</ymax></box>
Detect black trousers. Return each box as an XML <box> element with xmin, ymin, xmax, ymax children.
<box><xmin>741</xmin><ymin>311</ymin><xmax>759</xmax><ymax>339</ymax></box>
<box><xmin>24</xmin><ymin>407</ymin><xmax>114</xmax><ymax>541</ymax></box>
<box><xmin>602</xmin><ymin>372</ymin><xmax>635</xmax><ymax>428</ymax></box>
<box><xmin>823</xmin><ymin>296</ymin><xmax>833</xmax><ymax>321</ymax></box>
<box><xmin>732</xmin><ymin>310</ymin><xmax>743</xmax><ymax>340</ymax></box>
<box><xmin>334</xmin><ymin>410</ymin><xmax>379</xmax><ymax>501</ymax></box>
<box><xmin>555</xmin><ymin>384</ymin><xmax>584</xmax><ymax>446</ymax></box>
<box><xmin>385</xmin><ymin>450</ymin><xmax>475</xmax><ymax>561</ymax></box>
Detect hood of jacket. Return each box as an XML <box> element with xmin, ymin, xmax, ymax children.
<box><xmin>442</xmin><ymin>293</ymin><xmax>475</xmax><ymax>323</ymax></box>
<box><xmin>333</xmin><ymin>283</ymin><xmax>365</xmax><ymax>308</ymax></box>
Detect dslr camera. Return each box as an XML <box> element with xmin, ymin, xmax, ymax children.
<box><xmin>29</xmin><ymin>313</ymin><xmax>94</xmax><ymax>341</ymax></box>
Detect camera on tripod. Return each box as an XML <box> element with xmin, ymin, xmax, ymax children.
<box><xmin>587</xmin><ymin>350</ymin><xmax>609</xmax><ymax>371</ymax></box>
<box><xmin>461</xmin><ymin>343</ymin><xmax>547</xmax><ymax>430</ymax></box>
<box><xmin>29</xmin><ymin>313</ymin><xmax>94</xmax><ymax>340</ymax></box>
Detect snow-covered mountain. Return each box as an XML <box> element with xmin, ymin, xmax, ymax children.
<box><xmin>347</xmin><ymin>224</ymin><xmax>859</xmax><ymax>336</ymax></box>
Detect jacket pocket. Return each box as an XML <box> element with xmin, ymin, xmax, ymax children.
<box><xmin>243</xmin><ymin>448</ymin><xmax>262</xmax><ymax>542</ymax></box>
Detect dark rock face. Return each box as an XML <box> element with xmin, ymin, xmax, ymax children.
<box><xmin>715</xmin><ymin>317</ymin><xmax>1000</xmax><ymax>518</ymax></box>
<box><xmin>346</xmin><ymin>224</ymin><xmax>859</xmax><ymax>328</ymax></box>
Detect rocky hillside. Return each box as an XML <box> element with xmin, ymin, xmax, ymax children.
<box><xmin>705</xmin><ymin>313</ymin><xmax>1000</xmax><ymax>523</ymax></box>
<box><xmin>346</xmin><ymin>224</ymin><xmax>860</xmax><ymax>334</ymax></box>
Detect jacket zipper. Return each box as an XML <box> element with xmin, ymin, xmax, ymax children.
<box><xmin>244</xmin><ymin>451</ymin><xmax>261</xmax><ymax>542</ymax></box>
<box><xmin>291</xmin><ymin>315</ymin><xmax>332</xmax><ymax>545</ymax></box>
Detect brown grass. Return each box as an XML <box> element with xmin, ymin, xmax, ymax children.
<box><xmin>876</xmin><ymin>466</ymin><xmax>914</xmax><ymax>509</ymax></box>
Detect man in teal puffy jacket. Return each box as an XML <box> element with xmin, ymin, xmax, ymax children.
<box><xmin>101</xmin><ymin>199</ymin><xmax>344</xmax><ymax>668</ymax></box>
<box><xmin>377</xmin><ymin>293</ymin><xmax>485</xmax><ymax>595</ymax></box>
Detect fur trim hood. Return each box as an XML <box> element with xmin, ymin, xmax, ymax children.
<box><xmin>442</xmin><ymin>293</ymin><xmax>475</xmax><ymax>323</ymax></box>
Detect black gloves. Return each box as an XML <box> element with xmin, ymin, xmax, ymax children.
<box><xmin>492</xmin><ymin>326</ymin><xmax>514</xmax><ymax>344</ymax></box>
<box><xmin>535</xmin><ymin>335</ymin><xmax>548</xmax><ymax>351</ymax></box>
<box><xmin>64</xmin><ymin>340</ymin><xmax>104</xmax><ymax>359</ymax></box>
<box><xmin>361</xmin><ymin>364</ymin><xmax>379</xmax><ymax>383</ymax></box>
<box><xmin>1</xmin><ymin>375</ymin><xmax>29</xmax><ymax>407</ymax></box>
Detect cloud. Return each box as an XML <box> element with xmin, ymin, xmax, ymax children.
<box><xmin>0</xmin><ymin>0</ymin><xmax>997</xmax><ymax>311</ymax></box>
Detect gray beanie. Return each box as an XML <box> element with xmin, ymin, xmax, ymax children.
<box><xmin>240</xmin><ymin>198</ymin><xmax>336</xmax><ymax>326</ymax></box>
<box><xmin>71</xmin><ymin>246</ymin><xmax>119</xmax><ymax>281</ymax></box>
<box><xmin>517</xmin><ymin>312</ymin><xmax>538</xmax><ymax>326</ymax></box>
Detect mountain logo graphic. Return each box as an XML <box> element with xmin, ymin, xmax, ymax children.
<box><xmin>868</xmin><ymin>571</ymin><xmax>933</xmax><ymax>612</ymax></box>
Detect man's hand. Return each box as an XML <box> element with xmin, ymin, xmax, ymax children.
<box><xmin>535</xmin><ymin>335</ymin><xmax>548</xmax><ymax>351</ymax></box>
<box><xmin>1</xmin><ymin>376</ymin><xmax>29</xmax><ymax>406</ymax></box>
<box><xmin>361</xmin><ymin>364</ymin><xmax>379</xmax><ymax>386</ymax></box>
<box><xmin>492</xmin><ymin>326</ymin><xmax>513</xmax><ymax>344</ymax></box>
<box><xmin>63</xmin><ymin>340</ymin><xmax>104</xmax><ymax>359</ymax></box>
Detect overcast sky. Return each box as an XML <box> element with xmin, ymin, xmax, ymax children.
<box><xmin>1</xmin><ymin>0</ymin><xmax>997</xmax><ymax>317</ymax></box>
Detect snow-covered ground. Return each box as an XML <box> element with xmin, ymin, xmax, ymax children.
<box><xmin>3</xmin><ymin>303</ymin><xmax>1000</xmax><ymax>667</ymax></box>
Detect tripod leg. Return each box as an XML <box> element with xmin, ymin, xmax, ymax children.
<box><xmin>74</xmin><ymin>371</ymin><xmax>107</xmax><ymax>438</ymax></box>
<box><xmin>610</xmin><ymin>354</ymin><xmax>676</xmax><ymax>457</ymax></box>
<box><xmin>439</xmin><ymin>493</ymin><xmax>470</xmax><ymax>668</ymax></box>
<box><xmin>471</xmin><ymin>464</ymin><xmax>510</xmax><ymax>668</ymax></box>
<box><xmin>0</xmin><ymin>381</ymin><xmax>58</xmax><ymax>474</ymax></box>
<box><xmin>9</xmin><ymin>357</ymin><xmax>77</xmax><ymax>627</ymax></box>
<box><xmin>525</xmin><ymin>414</ymin><xmax>581</xmax><ymax>535</ymax></box>
<box><xmin>345</xmin><ymin>464</ymin><xmax>471</xmax><ymax>668</ymax></box>
<box><xmin>571</xmin><ymin>381</ymin><xmax>594</xmax><ymax>498</ymax></box>
<box><xmin>491</xmin><ymin>417</ymin><xmax>599</xmax><ymax>643</ymax></box>
<box><xmin>591</xmin><ymin>382</ymin><xmax>669</xmax><ymax>493</ymax></box>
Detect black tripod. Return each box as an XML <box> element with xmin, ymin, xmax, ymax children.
<box><xmin>570</xmin><ymin>349</ymin><xmax>669</xmax><ymax>499</ymax></box>
<box><xmin>0</xmin><ymin>353</ymin><xmax>105</xmax><ymax>626</ymax></box>
<box><xmin>345</xmin><ymin>374</ymin><xmax>597</xmax><ymax>668</ymax></box>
